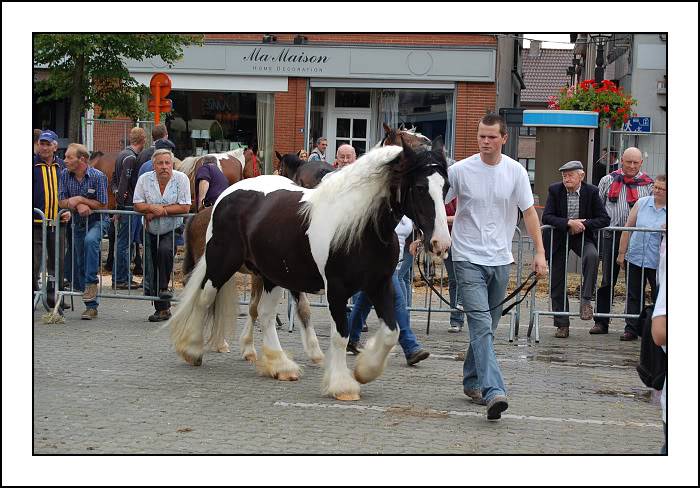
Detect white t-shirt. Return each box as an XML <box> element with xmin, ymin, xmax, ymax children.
<box><xmin>446</xmin><ymin>153</ymin><xmax>534</xmax><ymax>266</ymax></box>
<box><xmin>395</xmin><ymin>215</ymin><xmax>413</xmax><ymax>272</ymax></box>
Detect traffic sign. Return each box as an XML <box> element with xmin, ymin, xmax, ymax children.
<box><xmin>623</xmin><ymin>116</ymin><xmax>652</xmax><ymax>132</ymax></box>
<box><xmin>148</xmin><ymin>98</ymin><xmax>172</xmax><ymax>113</ymax></box>
<box><xmin>150</xmin><ymin>72</ymin><xmax>172</xmax><ymax>97</ymax></box>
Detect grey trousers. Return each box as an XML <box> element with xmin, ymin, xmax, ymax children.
<box><xmin>549</xmin><ymin>240</ymin><xmax>598</xmax><ymax>326</ymax></box>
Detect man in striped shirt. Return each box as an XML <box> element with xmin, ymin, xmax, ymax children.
<box><xmin>32</xmin><ymin>130</ymin><xmax>70</xmax><ymax>308</ymax></box>
<box><xmin>59</xmin><ymin>143</ymin><xmax>108</xmax><ymax>320</ymax></box>
<box><xmin>590</xmin><ymin>147</ymin><xmax>654</xmax><ymax>334</ymax></box>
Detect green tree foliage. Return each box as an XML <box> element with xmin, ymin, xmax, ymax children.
<box><xmin>33</xmin><ymin>34</ymin><xmax>203</xmax><ymax>141</ymax></box>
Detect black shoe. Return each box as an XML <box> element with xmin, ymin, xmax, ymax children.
<box><xmin>115</xmin><ymin>280</ymin><xmax>142</xmax><ymax>290</ymax></box>
<box><xmin>406</xmin><ymin>349</ymin><xmax>430</xmax><ymax>366</ymax></box>
<box><xmin>158</xmin><ymin>288</ymin><xmax>173</xmax><ymax>300</ymax></box>
<box><xmin>132</xmin><ymin>268</ymin><xmax>143</xmax><ymax>277</ymax></box>
<box><xmin>148</xmin><ymin>310</ymin><xmax>171</xmax><ymax>322</ymax></box>
<box><xmin>486</xmin><ymin>395</ymin><xmax>509</xmax><ymax>420</ymax></box>
<box><xmin>346</xmin><ymin>341</ymin><xmax>362</xmax><ymax>355</ymax></box>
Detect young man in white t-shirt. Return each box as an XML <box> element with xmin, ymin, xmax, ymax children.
<box><xmin>445</xmin><ymin>114</ymin><xmax>548</xmax><ymax>420</ymax></box>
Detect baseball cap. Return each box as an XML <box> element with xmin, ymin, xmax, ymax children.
<box><xmin>39</xmin><ymin>130</ymin><xmax>58</xmax><ymax>143</ymax></box>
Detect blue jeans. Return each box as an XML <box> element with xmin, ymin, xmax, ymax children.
<box><xmin>444</xmin><ymin>252</ymin><xmax>465</xmax><ymax>327</ymax></box>
<box><xmin>397</xmin><ymin>246</ymin><xmax>413</xmax><ymax>307</ymax></box>
<box><xmin>113</xmin><ymin>214</ymin><xmax>137</xmax><ymax>285</ymax></box>
<box><xmin>453</xmin><ymin>260</ymin><xmax>510</xmax><ymax>402</ymax></box>
<box><xmin>65</xmin><ymin>218</ymin><xmax>103</xmax><ymax>309</ymax></box>
<box><xmin>348</xmin><ymin>272</ymin><xmax>422</xmax><ymax>358</ymax></box>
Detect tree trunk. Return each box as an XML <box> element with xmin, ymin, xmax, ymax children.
<box><xmin>68</xmin><ymin>55</ymin><xmax>85</xmax><ymax>143</ymax></box>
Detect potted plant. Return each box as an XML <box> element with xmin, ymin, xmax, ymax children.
<box><xmin>548</xmin><ymin>79</ymin><xmax>637</xmax><ymax>129</ymax></box>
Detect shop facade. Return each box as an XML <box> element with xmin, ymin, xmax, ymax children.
<box><xmin>117</xmin><ymin>34</ymin><xmax>500</xmax><ymax>172</ymax></box>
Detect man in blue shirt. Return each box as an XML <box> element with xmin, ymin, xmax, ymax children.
<box><xmin>59</xmin><ymin>143</ymin><xmax>108</xmax><ymax>320</ymax></box>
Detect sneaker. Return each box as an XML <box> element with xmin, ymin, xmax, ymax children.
<box><xmin>346</xmin><ymin>341</ymin><xmax>362</xmax><ymax>355</ymax></box>
<box><xmin>620</xmin><ymin>331</ymin><xmax>638</xmax><ymax>341</ymax></box>
<box><xmin>464</xmin><ymin>388</ymin><xmax>487</xmax><ymax>405</ymax></box>
<box><xmin>589</xmin><ymin>323</ymin><xmax>608</xmax><ymax>335</ymax></box>
<box><xmin>115</xmin><ymin>280</ymin><xmax>142</xmax><ymax>290</ymax></box>
<box><xmin>554</xmin><ymin>326</ymin><xmax>570</xmax><ymax>338</ymax></box>
<box><xmin>580</xmin><ymin>301</ymin><xmax>594</xmax><ymax>321</ymax></box>
<box><xmin>158</xmin><ymin>288</ymin><xmax>174</xmax><ymax>300</ymax></box>
<box><xmin>406</xmin><ymin>349</ymin><xmax>430</xmax><ymax>366</ymax></box>
<box><xmin>148</xmin><ymin>310</ymin><xmax>171</xmax><ymax>322</ymax></box>
<box><xmin>486</xmin><ymin>395</ymin><xmax>509</xmax><ymax>421</ymax></box>
<box><xmin>83</xmin><ymin>283</ymin><xmax>98</xmax><ymax>302</ymax></box>
<box><xmin>81</xmin><ymin>308</ymin><xmax>98</xmax><ymax>320</ymax></box>
<box><xmin>448</xmin><ymin>324</ymin><xmax>462</xmax><ymax>333</ymax></box>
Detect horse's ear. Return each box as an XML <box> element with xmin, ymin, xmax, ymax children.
<box><xmin>431</xmin><ymin>136</ymin><xmax>445</xmax><ymax>159</ymax></box>
<box><xmin>275</xmin><ymin>151</ymin><xmax>283</xmax><ymax>161</ymax></box>
<box><xmin>383</xmin><ymin>122</ymin><xmax>391</xmax><ymax>136</ymax></box>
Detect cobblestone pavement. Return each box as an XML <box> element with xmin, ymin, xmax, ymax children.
<box><xmin>32</xmin><ymin>294</ymin><xmax>664</xmax><ymax>455</ymax></box>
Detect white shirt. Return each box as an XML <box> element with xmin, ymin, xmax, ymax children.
<box><xmin>133</xmin><ymin>170</ymin><xmax>191</xmax><ymax>235</ymax></box>
<box><xmin>446</xmin><ymin>153</ymin><xmax>534</xmax><ymax>266</ymax></box>
<box><xmin>395</xmin><ymin>216</ymin><xmax>413</xmax><ymax>271</ymax></box>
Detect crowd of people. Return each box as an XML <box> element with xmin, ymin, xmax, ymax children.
<box><xmin>33</xmin><ymin>115</ymin><xmax>666</xmax><ymax>429</ymax></box>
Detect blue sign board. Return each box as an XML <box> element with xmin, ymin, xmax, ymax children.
<box><xmin>522</xmin><ymin>110</ymin><xmax>599</xmax><ymax>128</ymax></box>
<box><xmin>623</xmin><ymin>116</ymin><xmax>652</xmax><ymax>132</ymax></box>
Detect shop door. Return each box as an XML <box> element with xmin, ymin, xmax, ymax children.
<box><xmin>328</xmin><ymin>110</ymin><xmax>371</xmax><ymax>165</ymax></box>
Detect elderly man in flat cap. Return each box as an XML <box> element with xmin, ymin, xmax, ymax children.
<box><xmin>542</xmin><ymin>161</ymin><xmax>610</xmax><ymax>338</ymax></box>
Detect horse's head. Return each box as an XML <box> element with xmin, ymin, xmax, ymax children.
<box><xmin>276</xmin><ymin>151</ymin><xmax>305</xmax><ymax>180</ymax></box>
<box><xmin>390</xmin><ymin>136</ymin><xmax>451</xmax><ymax>256</ymax></box>
<box><xmin>382</xmin><ymin>122</ymin><xmax>431</xmax><ymax>151</ymax></box>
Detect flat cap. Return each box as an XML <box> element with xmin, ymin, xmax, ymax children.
<box><xmin>558</xmin><ymin>160</ymin><xmax>584</xmax><ymax>172</ymax></box>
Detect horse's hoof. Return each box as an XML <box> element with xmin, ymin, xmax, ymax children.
<box><xmin>310</xmin><ymin>357</ymin><xmax>324</xmax><ymax>366</ymax></box>
<box><xmin>182</xmin><ymin>353</ymin><xmax>202</xmax><ymax>366</ymax></box>
<box><xmin>334</xmin><ymin>392</ymin><xmax>360</xmax><ymax>401</ymax></box>
<box><xmin>243</xmin><ymin>353</ymin><xmax>257</xmax><ymax>363</ymax></box>
<box><xmin>276</xmin><ymin>371</ymin><xmax>299</xmax><ymax>381</ymax></box>
<box><xmin>212</xmin><ymin>344</ymin><xmax>230</xmax><ymax>353</ymax></box>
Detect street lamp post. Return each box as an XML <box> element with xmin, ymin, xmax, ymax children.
<box><xmin>590</xmin><ymin>34</ymin><xmax>612</xmax><ymax>183</ymax></box>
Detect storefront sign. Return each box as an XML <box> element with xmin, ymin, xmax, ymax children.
<box><xmin>127</xmin><ymin>44</ymin><xmax>496</xmax><ymax>82</ymax></box>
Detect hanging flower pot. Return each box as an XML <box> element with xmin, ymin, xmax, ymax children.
<box><xmin>548</xmin><ymin>79</ymin><xmax>637</xmax><ymax>129</ymax></box>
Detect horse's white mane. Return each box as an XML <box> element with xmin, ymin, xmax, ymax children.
<box><xmin>300</xmin><ymin>145</ymin><xmax>403</xmax><ymax>254</ymax></box>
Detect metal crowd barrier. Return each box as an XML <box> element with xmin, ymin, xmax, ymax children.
<box><xmin>32</xmin><ymin>208</ymin><xmax>50</xmax><ymax>311</ymax></box>
<box><xmin>529</xmin><ymin>225</ymin><xmax>666</xmax><ymax>343</ymax></box>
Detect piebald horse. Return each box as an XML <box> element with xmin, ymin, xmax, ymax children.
<box><xmin>169</xmin><ymin>137</ymin><xmax>451</xmax><ymax>401</ymax></box>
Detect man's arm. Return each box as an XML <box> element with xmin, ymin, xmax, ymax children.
<box><xmin>116</xmin><ymin>154</ymin><xmax>135</xmax><ymax>206</ymax></box>
<box><xmin>583</xmin><ymin>187</ymin><xmax>611</xmax><ymax>230</ymax></box>
<box><xmin>197</xmin><ymin>179</ymin><xmax>210</xmax><ymax>210</ymax></box>
<box><xmin>522</xmin><ymin>205</ymin><xmax>548</xmax><ymax>277</ymax></box>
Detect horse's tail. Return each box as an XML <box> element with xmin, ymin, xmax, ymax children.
<box><xmin>182</xmin><ymin>217</ymin><xmax>196</xmax><ymax>283</ymax></box>
<box><xmin>168</xmin><ymin>256</ymin><xmax>214</xmax><ymax>366</ymax></box>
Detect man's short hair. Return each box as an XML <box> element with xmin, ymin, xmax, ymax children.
<box><xmin>316</xmin><ymin>137</ymin><xmax>327</xmax><ymax>145</ymax></box>
<box><xmin>655</xmin><ymin>174</ymin><xmax>666</xmax><ymax>183</ymax></box>
<box><xmin>480</xmin><ymin>113</ymin><xmax>508</xmax><ymax>136</ymax></box>
<box><xmin>152</xmin><ymin>124</ymin><xmax>167</xmax><ymax>140</ymax></box>
<box><xmin>152</xmin><ymin>148</ymin><xmax>174</xmax><ymax>162</ymax></box>
<box><xmin>68</xmin><ymin>143</ymin><xmax>90</xmax><ymax>161</ymax></box>
<box><xmin>130</xmin><ymin>127</ymin><xmax>147</xmax><ymax>145</ymax></box>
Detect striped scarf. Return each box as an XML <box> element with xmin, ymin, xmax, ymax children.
<box><xmin>607</xmin><ymin>169</ymin><xmax>653</xmax><ymax>207</ymax></box>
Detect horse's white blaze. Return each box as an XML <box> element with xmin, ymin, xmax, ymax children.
<box><xmin>353</xmin><ymin>320</ymin><xmax>399</xmax><ymax>385</ymax></box>
<box><xmin>427</xmin><ymin>173</ymin><xmax>451</xmax><ymax>254</ymax></box>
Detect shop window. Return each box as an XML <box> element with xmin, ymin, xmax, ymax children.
<box><xmin>519</xmin><ymin>126</ymin><xmax>536</xmax><ymax>136</ymax></box>
<box><xmin>519</xmin><ymin>158</ymin><xmax>536</xmax><ymax>186</ymax></box>
<box><xmin>334</xmin><ymin>90</ymin><xmax>370</xmax><ymax>108</ymax></box>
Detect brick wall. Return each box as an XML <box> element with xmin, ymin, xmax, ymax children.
<box><xmin>453</xmin><ymin>82</ymin><xmax>497</xmax><ymax>160</ymax></box>
<box><xmin>273</xmin><ymin>77</ymin><xmax>307</xmax><ymax>169</ymax></box>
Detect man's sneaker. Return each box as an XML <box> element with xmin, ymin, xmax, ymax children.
<box><xmin>580</xmin><ymin>301</ymin><xmax>594</xmax><ymax>321</ymax></box>
<box><xmin>346</xmin><ymin>341</ymin><xmax>362</xmax><ymax>355</ymax></box>
<box><xmin>158</xmin><ymin>288</ymin><xmax>174</xmax><ymax>300</ymax></box>
<box><xmin>486</xmin><ymin>395</ymin><xmax>509</xmax><ymax>421</ymax></box>
<box><xmin>115</xmin><ymin>280</ymin><xmax>142</xmax><ymax>290</ymax></box>
<box><xmin>448</xmin><ymin>324</ymin><xmax>463</xmax><ymax>333</ymax></box>
<box><xmin>81</xmin><ymin>308</ymin><xmax>98</xmax><ymax>320</ymax></box>
<box><xmin>464</xmin><ymin>388</ymin><xmax>487</xmax><ymax>405</ymax></box>
<box><xmin>83</xmin><ymin>283</ymin><xmax>98</xmax><ymax>302</ymax></box>
<box><xmin>148</xmin><ymin>310</ymin><xmax>171</xmax><ymax>322</ymax></box>
<box><xmin>406</xmin><ymin>349</ymin><xmax>430</xmax><ymax>366</ymax></box>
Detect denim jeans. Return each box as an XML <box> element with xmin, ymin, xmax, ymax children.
<box><xmin>113</xmin><ymin>214</ymin><xmax>137</xmax><ymax>285</ymax></box>
<box><xmin>453</xmin><ymin>260</ymin><xmax>510</xmax><ymax>402</ymax></box>
<box><xmin>444</xmin><ymin>252</ymin><xmax>465</xmax><ymax>327</ymax></box>
<box><xmin>397</xmin><ymin>246</ymin><xmax>413</xmax><ymax>307</ymax></box>
<box><xmin>348</xmin><ymin>272</ymin><xmax>422</xmax><ymax>357</ymax></box>
<box><xmin>65</xmin><ymin>217</ymin><xmax>103</xmax><ymax>309</ymax></box>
